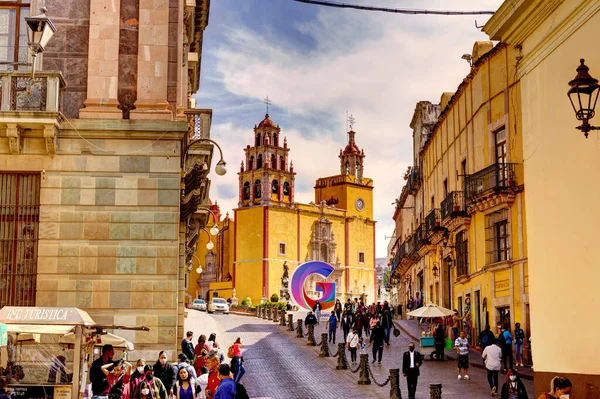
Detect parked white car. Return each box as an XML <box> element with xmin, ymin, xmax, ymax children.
<box><xmin>191</xmin><ymin>299</ymin><xmax>206</xmax><ymax>311</ymax></box>
<box><xmin>207</xmin><ymin>298</ymin><xmax>229</xmax><ymax>314</ymax></box>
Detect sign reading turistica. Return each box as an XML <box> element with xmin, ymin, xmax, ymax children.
<box><xmin>0</xmin><ymin>307</ymin><xmax>95</xmax><ymax>326</ymax></box>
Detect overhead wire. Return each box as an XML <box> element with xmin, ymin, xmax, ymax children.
<box><xmin>293</xmin><ymin>0</ymin><xmax>495</xmax><ymax>15</ymax></box>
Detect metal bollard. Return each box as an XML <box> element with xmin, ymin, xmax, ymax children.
<box><xmin>273</xmin><ymin>308</ymin><xmax>279</xmax><ymax>323</ymax></box>
<box><xmin>280</xmin><ymin>311</ymin><xmax>286</xmax><ymax>326</ymax></box>
<box><xmin>319</xmin><ymin>333</ymin><xmax>330</xmax><ymax>357</ymax></box>
<box><xmin>287</xmin><ymin>314</ymin><xmax>294</xmax><ymax>331</ymax></box>
<box><xmin>267</xmin><ymin>306</ymin><xmax>273</xmax><ymax>320</ymax></box>
<box><xmin>389</xmin><ymin>369</ymin><xmax>402</xmax><ymax>399</ymax></box>
<box><xmin>307</xmin><ymin>324</ymin><xmax>316</xmax><ymax>346</ymax></box>
<box><xmin>296</xmin><ymin>319</ymin><xmax>304</xmax><ymax>338</ymax></box>
<box><xmin>357</xmin><ymin>354</ymin><xmax>371</xmax><ymax>385</ymax></box>
<box><xmin>429</xmin><ymin>383</ymin><xmax>442</xmax><ymax>399</ymax></box>
<box><xmin>336</xmin><ymin>343</ymin><xmax>348</xmax><ymax>370</ymax></box>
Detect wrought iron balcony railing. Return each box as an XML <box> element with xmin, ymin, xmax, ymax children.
<box><xmin>407</xmin><ymin>234</ymin><xmax>417</xmax><ymax>255</ymax></box>
<box><xmin>440</xmin><ymin>191</ymin><xmax>467</xmax><ymax>220</ymax></box>
<box><xmin>424</xmin><ymin>209</ymin><xmax>442</xmax><ymax>237</ymax></box>
<box><xmin>407</xmin><ymin>166</ymin><xmax>421</xmax><ymax>194</ymax></box>
<box><xmin>465</xmin><ymin>163</ymin><xmax>518</xmax><ymax>200</ymax></box>
<box><xmin>0</xmin><ymin>71</ymin><xmax>65</xmax><ymax>112</ymax></box>
<box><xmin>414</xmin><ymin>222</ymin><xmax>427</xmax><ymax>249</ymax></box>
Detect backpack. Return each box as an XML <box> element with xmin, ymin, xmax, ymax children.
<box><xmin>236</xmin><ymin>383</ymin><xmax>249</xmax><ymax>399</ymax></box>
<box><xmin>227</xmin><ymin>344</ymin><xmax>236</xmax><ymax>358</ymax></box>
<box><xmin>481</xmin><ymin>332</ymin><xmax>490</xmax><ymax>346</ymax></box>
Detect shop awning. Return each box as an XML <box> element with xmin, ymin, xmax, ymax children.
<box><xmin>0</xmin><ymin>307</ymin><xmax>95</xmax><ymax>326</ymax></box>
<box><xmin>6</xmin><ymin>324</ymin><xmax>74</xmax><ymax>335</ymax></box>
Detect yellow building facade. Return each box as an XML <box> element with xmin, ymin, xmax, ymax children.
<box><xmin>232</xmin><ymin>114</ymin><xmax>377</xmax><ymax>304</ymax></box>
<box><xmin>485</xmin><ymin>1</ymin><xmax>600</xmax><ymax>395</ymax></box>
<box><xmin>391</xmin><ymin>42</ymin><xmax>529</xmax><ymax>356</ymax></box>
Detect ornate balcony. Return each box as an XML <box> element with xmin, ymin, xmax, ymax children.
<box><xmin>407</xmin><ymin>166</ymin><xmax>421</xmax><ymax>195</ymax></box>
<box><xmin>441</xmin><ymin>191</ymin><xmax>467</xmax><ymax>220</ymax></box>
<box><xmin>0</xmin><ymin>71</ymin><xmax>66</xmax><ymax>155</ymax></box>
<box><xmin>465</xmin><ymin>163</ymin><xmax>521</xmax><ymax>214</ymax></box>
<box><xmin>424</xmin><ymin>209</ymin><xmax>443</xmax><ymax>237</ymax></box>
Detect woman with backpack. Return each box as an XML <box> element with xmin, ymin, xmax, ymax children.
<box><xmin>229</xmin><ymin>337</ymin><xmax>245</xmax><ymax>384</ymax></box>
<box><xmin>499</xmin><ymin>324</ymin><xmax>514</xmax><ymax>371</ymax></box>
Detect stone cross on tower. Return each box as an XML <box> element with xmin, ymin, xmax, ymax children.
<box><xmin>348</xmin><ymin>113</ymin><xmax>355</xmax><ymax>131</ymax></box>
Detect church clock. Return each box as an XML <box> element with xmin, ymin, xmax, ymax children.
<box><xmin>355</xmin><ymin>198</ymin><xmax>365</xmax><ymax>211</ymax></box>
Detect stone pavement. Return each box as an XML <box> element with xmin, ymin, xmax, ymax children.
<box><xmin>185</xmin><ymin>310</ymin><xmax>534</xmax><ymax>398</ymax></box>
<box><xmin>393</xmin><ymin>319</ymin><xmax>534</xmax><ymax>381</ymax></box>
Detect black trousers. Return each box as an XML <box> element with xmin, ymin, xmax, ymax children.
<box><xmin>502</xmin><ymin>345</ymin><xmax>514</xmax><ymax>369</ymax></box>
<box><xmin>372</xmin><ymin>345</ymin><xmax>383</xmax><ymax>362</ymax></box>
<box><xmin>487</xmin><ymin>369</ymin><xmax>499</xmax><ymax>390</ymax></box>
<box><xmin>434</xmin><ymin>343</ymin><xmax>445</xmax><ymax>360</ymax></box>
<box><xmin>349</xmin><ymin>347</ymin><xmax>357</xmax><ymax>362</ymax></box>
<box><xmin>343</xmin><ymin>327</ymin><xmax>350</xmax><ymax>343</ymax></box>
<box><xmin>406</xmin><ymin>371</ymin><xmax>418</xmax><ymax>399</ymax></box>
<box><xmin>328</xmin><ymin>328</ymin><xmax>337</xmax><ymax>343</ymax></box>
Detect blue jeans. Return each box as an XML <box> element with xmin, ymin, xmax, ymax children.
<box><xmin>234</xmin><ymin>359</ymin><xmax>246</xmax><ymax>383</ymax></box>
<box><xmin>515</xmin><ymin>342</ymin><xmax>523</xmax><ymax>363</ymax></box>
<box><xmin>452</xmin><ymin>327</ymin><xmax>458</xmax><ymax>341</ymax></box>
<box><xmin>384</xmin><ymin>328</ymin><xmax>391</xmax><ymax>344</ymax></box>
<box><xmin>328</xmin><ymin>328</ymin><xmax>337</xmax><ymax>343</ymax></box>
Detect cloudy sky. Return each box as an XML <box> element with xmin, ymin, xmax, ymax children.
<box><xmin>194</xmin><ymin>0</ymin><xmax>503</xmax><ymax>258</ymax></box>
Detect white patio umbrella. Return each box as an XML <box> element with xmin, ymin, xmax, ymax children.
<box><xmin>59</xmin><ymin>331</ymin><xmax>134</xmax><ymax>350</ymax></box>
<box><xmin>407</xmin><ymin>303</ymin><xmax>455</xmax><ymax>318</ymax></box>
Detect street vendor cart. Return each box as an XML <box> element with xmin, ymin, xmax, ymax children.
<box><xmin>407</xmin><ymin>303</ymin><xmax>455</xmax><ymax>360</ymax></box>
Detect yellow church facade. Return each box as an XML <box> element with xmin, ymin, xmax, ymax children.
<box><xmin>233</xmin><ymin>115</ymin><xmax>377</xmax><ymax>304</ymax></box>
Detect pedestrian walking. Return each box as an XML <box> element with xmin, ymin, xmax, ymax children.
<box><xmin>434</xmin><ymin>323</ymin><xmax>446</xmax><ymax>361</ymax></box>
<box><xmin>346</xmin><ymin>327</ymin><xmax>359</xmax><ymax>364</ymax></box>
<box><xmin>482</xmin><ymin>338</ymin><xmax>502</xmax><ymax>396</ymax></box>
<box><xmin>499</xmin><ymin>324</ymin><xmax>514</xmax><ymax>371</ymax></box>
<box><xmin>182</xmin><ymin>331</ymin><xmax>195</xmax><ymax>362</ymax></box>
<box><xmin>230</xmin><ymin>337</ymin><xmax>245</xmax><ymax>384</ymax></box>
<box><xmin>514</xmin><ymin>323</ymin><xmax>525</xmax><ymax>367</ymax></box>
<box><xmin>362</xmin><ymin>311</ymin><xmax>371</xmax><ymax>338</ymax></box>
<box><xmin>354</xmin><ymin>311</ymin><xmax>363</xmax><ymax>338</ymax></box>
<box><xmin>213</xmin><ymin>364</ymin><xmax>236</xmax><ymax>399</ymax></box>
<box><xmin>334</xmin><ymin>299</ymin><xmax>343</xmax><ymax>321</ymax></box>
<box><xmin>154</xmin><ymin>351</ymin><xmax>177</xmax><ymax>396</ymax></box>
<box><xmin>326</xmin><ymin>311</ymin><xmax>338</xmax><ymax>344</ymax></box>
<box><xmin>537</xmin><ymin>376</ymin><xmax>571</xmax><ymax>399</ymax></box>
<box><xmin>177</xmin><ymin>354</ymin><xmax>197</xmax><ymax>379</ymax></box>
<box><xmin>134</xmin><ymin>365</ymin><xmax>168</xmax><ymax>399</ymax></box>
<box><xmin>312</xmin><ymin>300</ymin><xmax>322</xmax><ymax>324</ymax></box>
<box><xmin>454</xmin><ymin>331</ymin><xmax>470</xmax><ymax>380</ymax></box>
<box><xmin>101</xmin><ymin>359</ymin><xmax>133</xmax><ymax>399</ymax></box>
<box><xmin>402</xmin><ymin>343</ymin><xmax>422</xmax><ymax>399</ymax></box>
<box><xmin>133</xmin><ymin>380</ymin><xmax>153</xmax><ymax>399</ymax></box>
<box><xmin>381</xmin><ymin>309</ymin><xmax>393</xmax><ymax>346</ymax></box>
<box><xmin>304</xmin><ymin>311</ymin><xmax>318</xmax><ymax>327</ymax></box>
<box><xmin>197</xmin><ymin>366</ymin><xmax>209</xmax><ymax>399</ymax></box>
<box><xmin>90</xmin><ymin>344</ymin><xmax>114</xmax><ymax>396</ymax></box>
<box><xmin>500</xmin><ymin>369</ymin><xmax>529</xmax><ymax>399</ymax></box>
<box><xmin>209</xmin><ymin>342</ymin><xmax>225</xmax><ymax>364</ymax></box>
<box><xmin>368</xmin><ymin>321</ymin><xmax>385</xmax><ymax>365</ymax></box>
<box><xmin>479</xmin><ymin>325</ymin><xmax>496</xmax><ymax>356</ymax></box>
<box><xmin>174</xmin><ymin>366</ymin><xmax>201</xmax><ymax>399</ymax></box>
<box><xmin>194</xmin><ymin>335</ymin><xmax>211</xmax><ymax>375</ymax></box>
<box><xmin>205</xmin><ymin>355</ymin><xmax>220</xmax><ymax>399</ymax></box>
<box><xmin>340</xmin><ymin>311</ymin><xmax>353</xmax><ymax>343</ymax></box>
<box><xmin>130</xmin><ymin>359</ymin><xmax>146</xmax><ymax>396</ymax></box>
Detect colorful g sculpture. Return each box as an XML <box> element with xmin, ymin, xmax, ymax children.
<box><xmin>289</xmin><ymin>261</ymin><xmax>336</xmax><ymax>311</ymax></box>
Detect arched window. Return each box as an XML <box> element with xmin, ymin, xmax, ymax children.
<box><xmin>320</xmin><ymin>243</ymin><xmax>328</xmax><ymax>263</ymax></box>
<box><xmin>272</xmin><ymin>179</ymin><xmax>279</xmax><ymax>194</ymax></box>
<box><xmin>243</xmin><ymin>182</ymin><xmax>250</xmax><ymax>200</ymax></box>
<box><xmin>279</xmin><ymin>156</ymin><xmax>285</xmax><ymax>170</ymax></box>
<box><xmin>274</xmin><ymin>133</ymin><xmax>279</xmax><ymax>147</ymax></box>
<box><xmin>270</xmin><ymin>154</ymin><xmax>276</xmax><ymax>169</ymax></box>
<box><xmin>264</xmin><ymin>134</ymin><xmax>270</xmax><ymax>145</ymax></box>
<box><xmin>249</xmin><ymin>156</ymin><xmax>254</xmax><ymax>170</ymax></box>
<box><xmin>254</xmin><ymin>179</ymin><xmax>262</xmax><ymax>198</ymax></box>
<box><xmin>283</xmin><ymin>181</ymin><xmax>290</xmax><ymax>196</ymax></box>
<box><xmin>257</xmin><ymin>154</ymin><xmax>263</xmax><ymax>169</ymax></box>
<box><xmin>255</xmin><ymin>133</ymin><xmax>261</xmax><ymax>147</ymax></box>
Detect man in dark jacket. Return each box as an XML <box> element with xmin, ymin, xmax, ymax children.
<box><xmin>479</xmin><ymin>325</ymin><xmax>495</xmax><ymax>356</ymax></box>
<box><xmin>434</xmin><ymin>324</ymin><xmax>446</xmax><ymax>361</ymax></box>
<box><xmin>381</xmin><ymin>309</ymin><xmax>393</xmax><ymax>346</ymax></box>
<box><xmin>368</xmin><ymin>321</ymin><xmax>386</xmax><ymax>365</ymax></box>
<box><xmin>90</xmin><ymin>344</ymin><xmax>113</xmax><ymax>396</ymax></box>
<box><xmin>304</xmin><ymin>311</ymin><xmax>318</xmax><ymax>327</ymax></box>
<box><xmin>154</xmin><ymin>351</ymin><xmax>177</xmax><ymax>395</ymax></box>
<box><xmin>340</xmin><ymin>311</ymin><xmax>354</xmax><ymax>343</ymax></box>
<box><xmin>402</xmin><ymin>343</ymin><xmax>422</xmax><ymax>399</ymax></box>
<box><xmin>181</xmin><ymin>331</ymin><xmax>195</xmax><ymax>361</ymax></box>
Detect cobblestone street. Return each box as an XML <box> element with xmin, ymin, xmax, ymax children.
<box><xmin>185</xmin><ymin>311</ymin><xmax>534</xmax><ymax>398</ymax></box>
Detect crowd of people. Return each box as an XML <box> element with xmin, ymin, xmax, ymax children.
<box><xmin>87</xmin><ymin>330</ymin><xmax>249</xmax><ymax>399</ymax></box>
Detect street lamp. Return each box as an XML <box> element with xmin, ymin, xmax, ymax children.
<box><xmin>184</xmin><ymin>138</ymin><xmax>227</xmax><ymax>176</ymax></box>
<box><xmin>210</xmin><ymin>224</ymin><xmax>219</xmax><ymax>236</ymax></box>
<box><xmin>24</xmin><ymin>7</ymin><xmax>56</xmax><ymax>76</ymax></box>
<box><xmin>568</xmin><ymin>59</ymin><xmax>600</xmax><ymax>138</ymax></box>
<box><xmin>432</xmin><ymin>262</ymin><xmax>439</xmax><ymax>278</ymax></box>
<box><xmin>199</xmin><ymin>229</ymin><xmax>214</xmax><ymax>250</ymax></box>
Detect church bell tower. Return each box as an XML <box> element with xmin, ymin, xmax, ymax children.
<box><xmin>238</xmin><ymin>114</ymin><xmax>296</xmax><ymax>207</ymax></box>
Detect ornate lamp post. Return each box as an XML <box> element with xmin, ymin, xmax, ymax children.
<box><xmin>568</xmin><ymin>59</ymin><xmax>600</xmax><ymax>138</ymax></box>
<box><xmin>24</xmin><ymin>7</ymin><xmax>56</xmax><ymax>75</ymax></box>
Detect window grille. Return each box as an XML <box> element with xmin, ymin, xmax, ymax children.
<box><xmin>485</xmin><ymin>208</ymin><xmax>510</xmax><ymax>264</ymax></box>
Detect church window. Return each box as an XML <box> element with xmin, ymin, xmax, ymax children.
<box><xmin>321</xmin><ymin>243</ymin><xmax>328</xmax><ymax>263</ymax></box>
<box><xmin>279</xmin><ymin>242</ymin><xmax>286</xmax><ymax>256</ymax></box>
<box><xmin>256</xmin><ymin>133</ymin><xmax>261</xmax><ymax>147</ymax></box>
<box><xmin>280</xmin><ymin>156</ymin><xmax>285</xmax><ymax>170</ymax></box>
<box><xmin>257</xmin><ymin>154</ymin><xmax>263</xmax><ymax>169</ymax></box>
<box><xmin>274</xmin><ymin>133</ymin><xmax>279</xmax><ymax>147</ymax></box>
<box><xmin>272</xmin><ymin>179</ymin><xmax>279</xmax><ymax>194</ymax></box>
<box><xmin>283</xmin><ymin>181</ymin><xmax>290</xmax><ymax>196</ymax></box>
<box><xmin>243</xmin><ymin>182</ymin><xmax>250</xmax><ymax>200</ymax></box>
<box><xmin>358</xmin><ymin>251</ymin><xmax>365</xmax><ymax>264</ymax></box>
<box><xmin>271</xmin><ymin>154</ymin><xmax>276</xmax><ymax>169</ymax></box>
<box><xmin>254</xmin><ymin>180</ymin><xmax>262</xmax><ymax>198</ymax></box>
<box><xmin>249</xmin><ymin>156</ymin><xmax>254</xmax><ymax>170</ymax></box>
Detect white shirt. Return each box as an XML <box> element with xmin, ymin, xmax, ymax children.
<box><xmin>409</xmin><ymin>351</ymin><xmax>415</xmax><ymax>368</ymax></box>
<box><xmin>482</xmin><ymin>344</ymin><xmax>502</xmax><ymax>371</ymax></box>
<box><xmin>455</xmin><ymin>337</ymin><xmax>470</xmax><ymax>356</ymax></box>
<box><xmin>347</xmin><ymin>332</ymin><xmax>359</xmax><ymax>348</ymax></box>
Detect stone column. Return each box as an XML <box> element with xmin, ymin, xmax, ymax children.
<box><xmin>79</xmin><ymin>0</ymin><xmax>122</xmax><ymax>119</ymax></box>
<box><xmin>130</xmin><ymin>0</ymin><xmax>172</xmax><ymax>120</ymax></box>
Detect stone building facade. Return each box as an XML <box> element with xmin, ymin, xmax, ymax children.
<box><xmin>0</xmin><ymin>0</ymin><xmax>213</xmax><ymax>360</ymax></box>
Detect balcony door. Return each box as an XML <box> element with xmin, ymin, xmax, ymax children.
<box><xmin>495</xmin><ymin>128</ymin><xmax>508</xmax><ymax>186</ymax></box>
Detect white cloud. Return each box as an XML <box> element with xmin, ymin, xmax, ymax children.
<box><xmin>203</xmin><ymin>0</ymin><xmax>504</xmax><ymax>257</ymax></box>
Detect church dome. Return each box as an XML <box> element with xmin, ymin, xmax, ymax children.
<box><xmin>342</xmin><ymin>130</ymin><xmax>361</xmax><ymax>154</ymax></box>
<box><xmin>258</xmin><ymin>114</ymin><xmax>277</xmax><ymax>128</ymax></box>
